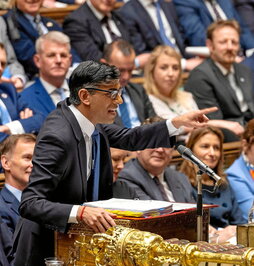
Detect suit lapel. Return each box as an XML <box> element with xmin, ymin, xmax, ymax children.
<box><xmin>164</xmin><ymin>170</ymin><xmax>182</xmax><ymax>202</ymax></box>
<box><xmin>1</xmin><ymin>187</ymin><xmax>20</xmax><ymax>215</ymax></box>
<box><xmin>17</xmin><ymin>12</ymin><xmax>39</xmax><ymax>40</ymax></box>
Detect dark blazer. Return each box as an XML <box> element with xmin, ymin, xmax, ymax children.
<box><xmin>0</xmin><ymin>186</ymin><xmax>20</xmax><ymax>235</ymax></box>
<box><xmin>118</xmin><ymin>0</ymin><xmax>188</xmax><ymax>57</ymax></box>
<box><xmin>0</xmin><ymin>216</ymin><xmax>13</xmax><ymax>266</ymax></box>
<box><xmin>3</xmin><ymin>9</ymin><xmax>80</xmax><ymax>79</ymax></box>
<box><xmin>63</xmin><ymin>2</ymin><xmax>130</xmax><ymax>61</ymax></box>
<box><xmin>114</xmin><ymin>83</ymin><xmax>156</xmax><ymax>126</ymax></box>
<box><xmin>13</xmin><ymin>98</ymin><xmax>175</xmax><ymax>266</ymax></box>
<box><xmin>19</xmin><ymin>77</ymin><xmax>56</xmax><ymax>117</ymax></box>
<box><xmin>0</xmin><ymin>82</ymin><xmax>45</xmax><ymax>142</ymax></box>
<box><xmin>115</xmin><ymin>158</ymin><xmax>194</xmax><ymax>202</ymax></box>
<box><xmin>184</xmin><ymin>58</ymin><xmax>254</xmax><ymax>125</ymax></box>
<box><xmin>173</xmin><ymin>0</ymin><xmax>254</xmax><ymax>52</ymax></box>
<box><xmin>234</xmin><ymin>0</ymin><xmax>254</xmax><ymax>35</ymax></box>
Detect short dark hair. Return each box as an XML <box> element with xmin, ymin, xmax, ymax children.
<box><xmin>102</xmin><ymin>39</ymin><xmax>135</xmax><ymax>62</ymax></box>
<box><xmin>207</xmin><ymin>19</ymin><xmax>240</xmax><ymax>40</ymax></box>
<box><xmin>0</xmin><ymin>134</ymin><xmax>36</xmax><ymax>157</ymax></box>
<box><xmin>69</xmin><ymin>60</ymin><xmax>120</xmax><ymax>105</ymax></box>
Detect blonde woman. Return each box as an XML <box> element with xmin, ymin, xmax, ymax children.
<box><xmin>144</xmin><ymin>45</ymin><xmax>244</xmax><ymax>142</ymax></box>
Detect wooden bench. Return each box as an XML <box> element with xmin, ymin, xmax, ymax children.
<box><xmin>170</xmin><ymin>141</ymin><xmax>241</xmax><ymax>171</ymax></box>
<box><xmin>0</xmin><ymin>173</ymin><xmax>5</xmax><ymax>189</ymax></box>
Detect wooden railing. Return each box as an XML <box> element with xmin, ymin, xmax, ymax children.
<box><xmin>0</xmin><ymin>173</ymin><xmax>5</xmax><ymax>189</ymax></box>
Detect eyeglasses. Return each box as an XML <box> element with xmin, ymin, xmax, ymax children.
<box><xmin>85</xmin><ymin>87</ymin><xmax>123</xmax><ymax>100</ymax></box>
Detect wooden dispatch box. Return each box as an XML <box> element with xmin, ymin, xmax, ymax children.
<box><xmin>55</xmin><ymin>208</ymin><xmax>209</xmax><ymax>265</ymax></box>
<box><xmin>237</xmin><ymin>223</ymin><xmax>254</xmax><ymax>247</ymax></box>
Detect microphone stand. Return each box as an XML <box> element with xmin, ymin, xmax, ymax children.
<box><xmin>196</xmin><ymin>169</ymin><xmax>203</xmax><ymax>241</ymax></box>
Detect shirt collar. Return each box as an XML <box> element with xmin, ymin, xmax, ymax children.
<box><xmin>39</xmin><ymin>77</ymin><xmax>69</xmax><ymax>95</ymax></box>
<box><xmin>5</xmin><ymin>184</ymin><xmax>22</xmax><ymax>202</ymax></box>
<box><xmin>149</xmin><ymin>171</ymin><xmax>165</xmax><ymax>182</ymax></box>
<box><xmin>68</xmin><ymin>104</ymin><xmax>95</xmax><ymax>138</ymax></box>
<box><xmin>24</xmin><ymin>12</ymin><xmax>37</xmax><ymax>22</ymax></box>
<box><xmin>87</xmin><ymin>0</ymin><xmax>110</xmax><ymax>21</ymax></box>
<box><xmin>214</xmin><ymin>61</ymin><xmax>235</xmax><ymax>76</ymax></box>
<box><xmin>138</xmin><ymin>0</ymin><xmax>154</xmax><ymax>8</ymax></box>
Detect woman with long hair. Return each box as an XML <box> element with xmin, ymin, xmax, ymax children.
<box><xmin>180</xmin><ymin>126</ymin><xmax>246</xmax><ymax>243</ymax></box>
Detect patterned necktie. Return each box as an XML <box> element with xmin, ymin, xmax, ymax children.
<box><xmin>154</xmin><ymin>0</ymin><xmax>175</xmax><ymax>47</ymax></box>
<box><xmin>91</xmin><ymin>129</ymin><xmax>100</xmax><ymax>201</ymax></box>
<box><xmin>153</xmin><ymin>176</ymin><xmax>169</xmax><ymax>201</ymax></box>
<box><xmin>208</xmin><ymin>0</ymin><xmax>222</xmax><ymax>21</ymax></box>
<box><xmin>101</xmin><ymin>16</ymin><xmax>119</xmax><ymax>41</ymax></box>
<box><xmin>56</xmin><ymin>88</ymin><xmax>66</xmax><ymax>101</ymax></box>
<box><xmin>34</xmin><ymin>15</ymin><xmax>44</xmax><ymax>36</ymax></box>
<box><xmin>119</xmin><ymin>91</ymin><xmax>132</xmax><ymax>128</ymax></box>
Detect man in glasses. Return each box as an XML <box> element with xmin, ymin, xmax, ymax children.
<box><xmin>13</xmin><ymin>60</ymin><xmax>217</xmax><ymax>266</ymax></box>
<box><xmin>101</xmin><ymin>39</ymin><xmax>156</xmax><ymax>128</ymax></box>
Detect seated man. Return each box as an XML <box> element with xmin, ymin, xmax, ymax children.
<box><xmin>0</xmin><ymin>134</ymin><xmax>36</xmax><ymax>235</ymax></box>
<box><xmin>19</xmin><ymin>31</ymin><xmax>72</xmax><ymax>117</ymax></box>
<box><xmin>0</xmin><ymin>17</ymin><xmax>26</xmax><ymax>91</ymax></box>
<box><xmin>185</xmin><ymin>20</ymin><xmax>254</xmax><ymax>139</ymax></box>
<box><xmin>0</xmin><ymin>43</ymin><xmax>45</xmax><ymax>142</ymax></box>
<box><xmin>3</xmin><ymin>0</ymin><xmax>80</xmax><ymax>79</ymax></box>
<box><xmin>174</xmin><ymin>0</ymin><xmax>254</xmax><ymax>55</ymax></box>
<box><xmin>114</xmin><ymin>117</ymin><xmax>194</xmax><ymax>202</ymax></box>
<box><xmin>101</xmin><ymin>39</ymin><xmax>156</xmax><ymax>128</ymax></box>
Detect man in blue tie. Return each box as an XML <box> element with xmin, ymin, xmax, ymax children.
<box><xmin>13</xmin><ymin>60</ymin><xmax>217</xmax><ymax>266</ymax></box>
<box><xmin>101</xmin><ymin>39</ymin><xmax>156</xmax><ymax>128</ymax></box>
<box><xmin>0</xmin><ymin>43</ymin><xmax>45</xmax><ymax>142</ymax></box>
<box><xmin>19</xmin><ymin>31</ymin><xmax>72</xmax><ymax>118</ymax></box>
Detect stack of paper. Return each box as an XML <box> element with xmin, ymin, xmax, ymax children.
<box><xmin>83</xmin><ymin>198</ymin><xmax>173</xmax><ymax>218</ymax></box>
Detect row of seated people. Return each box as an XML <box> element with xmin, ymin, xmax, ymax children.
<box><xmin>0</xmin><ymin>117</ymin><xmax>253</xmax><ymax>265</ymax></box>
<box><xmin>1</xmin><ymin>19</ymin><xmax>253</xmax><ymax>145</ymax></box>
<box><xmin>1</xmin><ymin>0</ymin><xmax>254</xmax><ymax>86</ymax></box>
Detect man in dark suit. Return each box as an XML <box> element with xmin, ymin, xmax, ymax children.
<box><xmin>114</xmin><ymin>116</ymin><xmax>194</xmax><ymax>202</ymax></box>
<box><xmin>19</xmin><ymin>31</ymin><xmax>72</xmax><ymax>118</ymax></box>
<box><xmin>185</xmin><ymin>20</ymin><xmax>254</xmax><ymax>138</ymax></box>
<box><xmin>0</xmin><ymin>216</ymin><xmax>13</xmax><ymax>266</ymax></box>
<box><xmin>63</xmin><ymin>0</ymin><xmax>130</xmax><ymax>62</ymax></box>
<box><xmin>13</xmin><ymin>60</ymin><xmax>217</xmax><ymax>265</ymax></box>
<box><xmin>101</xmin><ymin>39</ymin><xmax>156</xmax><ymax>127</ymax></box>
<box><xmin>3</xmin><ymin>0</ymin><xmax>80</xmax><ymax>80</ymax></box>
<box><xmin>0</xmin><ymin>134</ymin><xmax>36</xmax><ymax>235</ymax></box>
<box><xmin>0</xmin><ymin>44</ymin><xmax>45</xmax><ymax>142</ymax></box>
<box><xmin>118</xmin><ymin>0</ymin><xmax>203</xmax><ymax>71</ymax></box>
<box><xmin>173</xmin><ymin>0</ymin><xmax>254</xmax><ymax>55</ymax></box>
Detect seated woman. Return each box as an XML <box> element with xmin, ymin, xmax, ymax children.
<box><xmin>226</xmin><ymin>119</ymin><xmax>254</xmax><ymax>221</ymax></box>
<box><xmin>143</xmin><ymin>45</ymin><xmax>243</xmax><ymax>142</ymax></box>
<box><xmin>180</xmin><ymin>126</ymin><xmax>246</xmax><ymax>243</ymax></box>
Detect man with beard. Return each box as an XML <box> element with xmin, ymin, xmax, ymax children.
<box><xmin>184</xmin><ymin>20</ymin><xmax>254</xmax><ymax>133</ymax></box>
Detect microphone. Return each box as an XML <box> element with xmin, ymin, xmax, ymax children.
<box><xmin>176</xmin><ymin>145</ymin><xmax>222</xmax><ymax>186</ymax></box>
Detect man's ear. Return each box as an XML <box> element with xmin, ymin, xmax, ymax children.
<box><xmin>242</xmin><ymin>139</ymin><xmax>248</xmax><ymax>154</ymax></box>
<box><xmin>1</xmin><ymin>155</ymin><xmax>10</xmax><ymax>172</ymax></box>
<box><xmin>33</xmin><ymin>54</ymin><xmax>40</xmax><ymax>68</ymax></box>
<box><xmin>206</xmin><ymin>39</ymin><xmax>213</xmax><ymax>52</ymax></box>
<box><xmin>78</xmin><ymin>88</ymin><xmax>91</xmax><ymax>106</ymax></box>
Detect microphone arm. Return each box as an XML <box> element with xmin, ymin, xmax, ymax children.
<box><xmin>176</xmin><ymin>145</ymin><xmax>222</xmax><ymax>186</ymax></box>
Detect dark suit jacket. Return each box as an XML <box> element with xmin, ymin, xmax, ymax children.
<box><xmin>19</xmin><ymin>77</ymin><xmax>56</xmax><ymax>117</ymax></box>
<box><xmin>114</xmin><ymin>83</ymin><xmax>156</xmax><ymax>126</ymax></box>
<box><xmin>0</xmin><ymin>83</ymin><xmax>45</xmax><ymax>142</ymax></box>
<box><xmin>13</xmin><ymin>98</ymin><xmax>175</xmax><ymax>266</ymax></box>
<box><xmin>184</xmin><ymin>58</ymin><xmax>254</xmax><ymax>125</ymax></box>
<box><xmin>173</xmin><ymin>0</ymin><xmax>254</xmax><ymax>52</ymax></box>
<box><xmin>3</xmin><ymin>9</ymin><xmax>80</xmax><ymax>79</ymax></box>
<box><xmin>0</xmin><ymin>186</ymin><xmax>20</xmax><ymax>235</ymax></box>
<box><xmin>234</xmin><ymin>0</ymin><xmax>254</xmax><ymax>35</ymax></box>
<box><xmin>0</xmin><ymin>216</ymin><xmax>13</xmax><ymax>266</ymax></box>
<box><xmin>63</xmin><ymin>2</ymin><xmax>130</xmax><ymax>61</ymax></box>
<box><xmin>119</xmin><ymin>0</ymin><xmax>188</xmax><ymax>57</ymax></box>
<box><xmin>115</xmin><ymin>158</ymin><xmax>194</xmax><ymax>202</ymax></box>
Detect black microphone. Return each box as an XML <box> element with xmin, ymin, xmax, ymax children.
<box><xmin>176</xmin><ymin>144</ymin><xmax>221</xmax><ymax>186</ymax></box>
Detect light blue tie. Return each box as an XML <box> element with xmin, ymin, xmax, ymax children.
<box><xmin>119</xmin><ymin>89</ymin><xmax>132</xmax><ymax>128</ymax></box>
<box><xmin>155</xmin><ymin>0</ymin><xmax>175</xmax><ymax>47</ymax></box>
<box><xmin>0</xmin><ymin>100</ymin><xmax>11</xmax><ymax>125</ymax></box>
<box><xmin>91</xmin><ymin>129</ymin><xmax>100</xmax><ymax>201</ymax></box>
<box><xmin>56</xmin><ymin>88</ymin><xmax>66</xmax><ymax>101</ymax></box>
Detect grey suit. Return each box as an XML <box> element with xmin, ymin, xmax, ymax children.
<box><xmin>0</xmin><ymin>17</ymin><xmax>26</xmax><ymax>81</ymax></box>
<box><xmin>184</xmin><ymin>58</ymin><xmax>254</xmax><ymax>125</ymax></box>
<box><xmin>115</xmin><ymin>158</ymin><xmax>194</xmax><ymax>202</ymax></box>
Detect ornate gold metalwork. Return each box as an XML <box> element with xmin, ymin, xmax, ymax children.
<box><xmin>89</xmin><ymin>226</ymin><xmax>254</xmax><ymax>266</ymax></box>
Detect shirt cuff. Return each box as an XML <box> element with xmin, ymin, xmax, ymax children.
<box><xmin>246</xmin><ymin>48</ymin><xmax>254</xmax><ymax>57</ymax></box>
<box><xmin>166</xmin><ymin>120</ymin><xmax>183</xmax><ymax>136</ymax></box>
<box><xmin>68</xmin><ymin>205</ymin><xmax>79</xmax><ymax>223</ymax></box>
<box><xmin>181</xmin><ymin>58</ymin><xmax>187</xmax><ymax>70</ymax></box>
<box><xmin>12</xmin><ymin>74</ymin><xmax>27</xmax><ymax>85</ymax></box>
<box><xmin>5</xmin><ymin>120</ymin><xmax>25</xmax><ymax>134</ymax></box>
